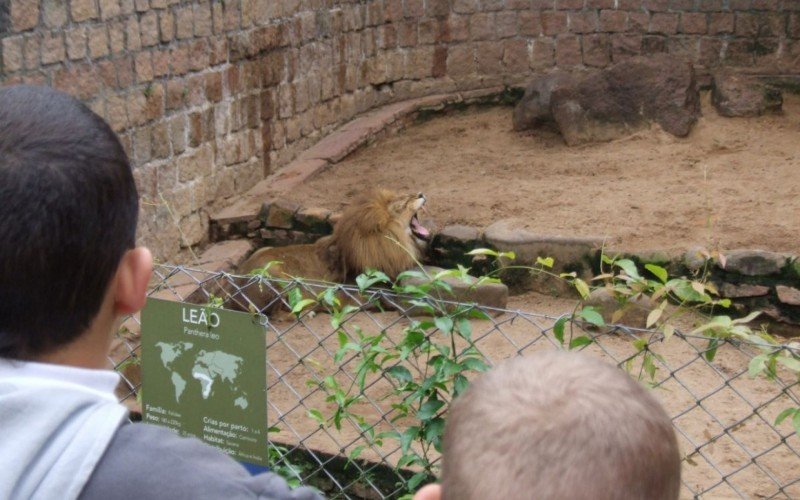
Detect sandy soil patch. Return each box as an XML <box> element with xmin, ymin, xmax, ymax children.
<box><xmin>287</xmin><ymin>93</ymin><xmax>800</xmax><ymax>255</ymax></box>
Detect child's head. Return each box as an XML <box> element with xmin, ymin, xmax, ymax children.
<box><xmin>0</xmin><ymin>85</ymin><xmax>150</xmax><ymax>361</ymax></box>
<box><xmin>416</xmin><ymin>350</ymin><xmax>681</xmax><ymax>500</ymax></box>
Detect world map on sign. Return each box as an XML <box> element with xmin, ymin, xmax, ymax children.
<box><xmin>155</xmin><ymin>341</ymin><xmax>249</xmax><ymax>410</ymax></box>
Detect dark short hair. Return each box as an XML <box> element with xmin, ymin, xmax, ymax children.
<box><xmin>0</xmin><ymin>85</ymin><xmax>139</xmax><ymax>359</ymax></box>
<box><xmin>442</xmin><ymin>351</ymin><xmax>681</xmax><ymax>500</ymax></box>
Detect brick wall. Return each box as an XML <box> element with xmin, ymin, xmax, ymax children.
<box><xmin>2</xmin><ymin>0</ymin><xmax>798</xmax><ymax>261</ymax></box>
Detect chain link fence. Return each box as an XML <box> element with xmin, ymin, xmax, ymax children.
<box><xmin>109</xmin><ymin>264</ymin><xmax>800</xmax><ymax>499</ymax></box>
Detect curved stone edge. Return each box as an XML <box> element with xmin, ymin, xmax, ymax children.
<box><xmin>604</xmin><ymin>247</ymin><xmax>800</xmax><ymax>332</ymax></box>
<box><xmin>196</xmin><ymin>210</ymin><xmax>800</xmax><ymax>332</ymax></box>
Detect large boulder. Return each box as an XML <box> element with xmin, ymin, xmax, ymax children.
<box><xmin>513</xmin><ymin>54</ymin><xmax>700</xmax><ymax>145</ymax></box>
<box><xmin>711</xmin><ymin>71</ymin><xmax>783</xmax><ymax>117</ymax></box>
<box><xmin>512</xmin><ymin>70</ymin><xmax>579</xmax><ymax>131</ymax></box>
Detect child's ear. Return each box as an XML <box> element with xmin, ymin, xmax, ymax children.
<box><xmin>413</xmin><ymin>484</ymin><xmax>441</xmax><ymax>500</ymax></box>
<box><xmin>113</xmin><ymin>247</ymin><xmax>153</xmax><ymax>315</ymax></box>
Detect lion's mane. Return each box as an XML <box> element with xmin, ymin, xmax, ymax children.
<box><xmin>228</xmin><ymin>189</ymin><xmax>427</xmax><ymax>313</ymax></box>
<box><xmin>329</xmin><ymin>189</ymin><xmax>423</xmax><ymax>281</ymax></box>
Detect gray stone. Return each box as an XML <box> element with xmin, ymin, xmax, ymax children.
<box><xmin>684</xmin><ymin>246</ymin><xmax>710</xmax><ymax>272</ymax></box>
<box><xmin>719</xmin><ymin>250</ymin><xmax>787</xmax><ymax>276</ymax></box>
<box><xmin>720</xmin><ymin>283</ymin><xmax>770</xmax><ymax>298</ymax></box>
<box><xmin>484</xmin><ymin>218</ymin><xmax>603</xmax><ymax>262</ymax></box>
<box><xmin>584</xmin><ymin>287</ymin><xmax>655</xmax><ymax>329</ymax></box>
<box><xmin>514</xmin><ymin>55</ymin><xmax>699</xmax><ymax>145</ymax></box>
<box><xmin>196</xmin><ymin>240</ymin><xmax>254</xmax><ymax>267</ymax></box>
<box><xmin>259</xmin><ymin>228</ymin><xmax>291</xmax><ymax>244</ymax></box>
<box><xmin>484</xmin><ymin>218</ymin><xmax>603</xmax><ymax>296</ymax></box>
<box><xmin>762</xmin><ymin>306</ymin><xmax>796</xmax><ymax>327</ymax></box>
<box><xmin>776</xmin><ymin>285</ymin><xmax>800</xmax><ymax>306</ymax></box>
<box><xmin>551</xmin><ymin>54</ymin><xmax>700</xmax><ymax>145</ymax></box>
<box><xmin>712</xmin><ymin>71</ymin><xmax>783</xmax><ymax>118</ymax></box>
<box><xmin>295</xmin><ymin>206</ymin><xmax>332</xmax><ymax>233</ymax></box>
<box><xmin>264</xmin><ymin>200</ymin><xmax>300</xmax><ymax>229</ymax></box>
<box><xmin>629</xmin><ymin>250</ymin><xmax>674</xmax><ymax>265</ymax></box>
<box><xmin>398</xmin><ymin>265</ymin><xmax>508</xmax><ymax>311</ymax></box>
<box><xmin>512</xmin><ymin>70</ymin><xmax>577</xmax><ymax>131</ymax></box>
<box><xmin>438</xmin><ymin>224</ymin><xmax>481</xmax><ymax>243</ymax></box>
<box><xmin>210</xmin><ymin>197</ymin><xmax>262</xmax><ymax>225</ymax></box>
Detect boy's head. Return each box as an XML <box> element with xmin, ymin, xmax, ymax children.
<box><xmin>416</xmin><ymin>351</ymin><xmax>681</xmax><ymax>500</ymax></box>
<box><xmin>0</xmin><ymin>85</ymin><xmax>148</xmax><ymax>360</ymax></box>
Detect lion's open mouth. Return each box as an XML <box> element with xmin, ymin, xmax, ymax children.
<box><xmin>410</xmin><ymin>213</ymin><xmax>430</xmax><ymax>241</ymax></box>
<box><xmin>410</xmin><ymin>193</ymin><xmax>431</xmax><ymax>243</ymax></box>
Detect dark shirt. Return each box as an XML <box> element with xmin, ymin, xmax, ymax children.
<box><xmin>80</xmin><ymin>422</ymin><xmax>323</xmax><ymax>500</ymax></box>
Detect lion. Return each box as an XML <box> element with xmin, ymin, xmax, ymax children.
<box><xmin>226</xmin><ymin>189</ymin><xmax>431</xmax><ymax>313</ymax></box>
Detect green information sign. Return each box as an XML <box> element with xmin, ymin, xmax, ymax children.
<box><xmin>141</xmin><ymin>298</ymin><xmax>268</xmax><ymax>466</ymax></box>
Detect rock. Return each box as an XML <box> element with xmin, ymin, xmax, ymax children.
<box><xmin>684</xmin><ymin>246</ymin><xmax>711</xmax><ymax>272</ymax></box>
<box><xmin>512</xmin><ymin>70</ymin><xmax>578</xmax><ymax>131</ymax></box>
<box><xmin>196</xmin><ymin>240</ymin><xmax>254</xmax><ymax>267</ymax></box>
<box><xmin>719</xmin><ymin>283</ymin><xmax>770</xmax><ymax>298</ymax></box>
<box><xmin>210</xmin><ymin>197</ymin><xmax>263</xmax><ymax>225</ymax></box>
<box><xmin>551</xmin><ymin>54</ymin><xmax>699</xmax><ymax>145</ymax></box>
<box><xmin>398</xmin><ymin>265</ymin><xmax>508</xmax><ymax>311</ymax></box>
<box><xmin>438</xmin><ymin>224</ymin><xmax>482</xmax><ymax>243</ymax></box>
<box><xmin>264</xmin><ymin>200</ymin><xmax>300</xmax><ymax>229</ymax></box>
<box><xmin>484</xmin><ymin>219</ymin><xmax>602</xmax><ymax>262</ymax></box>
<box><xmin>712</xmin><ymin>71</ymin><xmax>783</xmax><ymax>118</ymax></box>
<box><xmin>776</xmin><ymin>285</ymin><xmax>800</xmax><ymax>306</ymax></box>
<box><xmin>762</xmin><ymin>306</ymin><xmax>796</xmax><ymax>326</ymax></box>
<box><xmin>294</xmin><ymin>206</ymin><xmax>332</xmax><ymax>233</ymax></box>
<box><xmin>484</xmin><ymin>218</ymin><xmax>603</xmax><ymax>295</ymax></box>
<box><xmin>584</xmin><ymin>287</ymin><xmax>655</xmax><ymax>329</ymax></box>
<box><xmin>719</xmin><ymin>250</ymin><xmax>787</xmax><ymax>276</ymax></box>
<box><xmin>259</xmin><ymin>228</ymin><xmax>291</xmax><ymax>245</ymax></box>
<box><xmin>630</xmin><ymin>250</ymin><xmax>674</xmax><ymax>265</ymax></box>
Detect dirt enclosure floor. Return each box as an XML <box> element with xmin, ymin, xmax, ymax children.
<box><xmin>265</xmin><ymin>294</ymin><xmax>800</xmax><ymax>499</ymax></box>
<box><xmin>288</xmin><ymin>93</ymin><xmax>800</xmax><ymax>254</ymax></box>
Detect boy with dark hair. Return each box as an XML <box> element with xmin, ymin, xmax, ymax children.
<box><xmin>0</xmin><ymin>85</ymin><xmax>321</xmax><ymax>500</ymax></box>
<box><xmin>414</xmin><ymin>351</ymin><xmax>682</xmax><ymax>500</ymax></box>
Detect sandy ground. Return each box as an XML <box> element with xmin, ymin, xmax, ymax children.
<box><xmin>288</xmin><ymin>93</ymin><xmax>800</xmax><ymax>254</ymax></box>
<box><xmin>263</xmin><ymin>295</ymin><xmax>800</xmax><ymax>499</ymax></box>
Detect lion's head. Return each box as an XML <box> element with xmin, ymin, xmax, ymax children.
<box><xmin>328</xmin><ymin>189</ymin><xmax>430</xmax><ymax>280</ymax></box>
<box><xmin>225</xmin><ymin>189</ymin><xmax>431</xmax><ymax>314</ymax></box>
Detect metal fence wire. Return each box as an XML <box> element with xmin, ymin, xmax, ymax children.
<box><xmin>110</xmin><ymin>264</ymin><xmax>800</xmax><ymax>500</ymax></box>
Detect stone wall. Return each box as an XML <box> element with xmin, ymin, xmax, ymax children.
<box><xmin>2</xmin><ymin>0</ymin><xmax>799</xmax><ymax>261</ymax></box>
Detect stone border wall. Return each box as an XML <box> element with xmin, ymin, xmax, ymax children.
<box><xmin>207</xmin><ymin>196</ymin><xmax>800</xmax><ymax>329</ymax></box>
<box><xmin>2</xmin><ymin>1</ymin><xmax>799</xmax><ymax>260</ymax></box>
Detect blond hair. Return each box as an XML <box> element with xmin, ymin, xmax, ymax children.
<box><xmin>441</xmin><ymin>351</ymin><xmax>681</xmax><ymax>500</ymax></box>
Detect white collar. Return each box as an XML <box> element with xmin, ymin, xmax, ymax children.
<box><xmin>0</xmin><ymin>358</ymin><xmax>121</xmax><ymax>402</ymax></box>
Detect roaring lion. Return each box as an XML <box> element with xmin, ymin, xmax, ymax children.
<box><xmin>227</xmin><ymin>189</ymin><xmax>431</xmax><ymax>313</ymax></box>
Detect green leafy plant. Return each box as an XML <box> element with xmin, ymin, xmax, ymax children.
<box><xmin>590</xmin><ymin>253</ymin><xmax>800</xmax><ymax>434</ymax></box>
<box><xmin>296</xmin><ymin>254</ymin><xmax>615</xmax><ymax>493</ymax></box>
<box><xmin>287</xmin><ymin>246</ymin><xmax>800</xmax><ymax>496</ymax></box>
<box><xmin>267</xmin><ymin>440</ymin><xmax>312</xmax><ymax>488</ymax></box>
<box><xmin>299</xmin><ymin>268</ymin><xmax>494</xmax><ymax>492</ymax></box>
